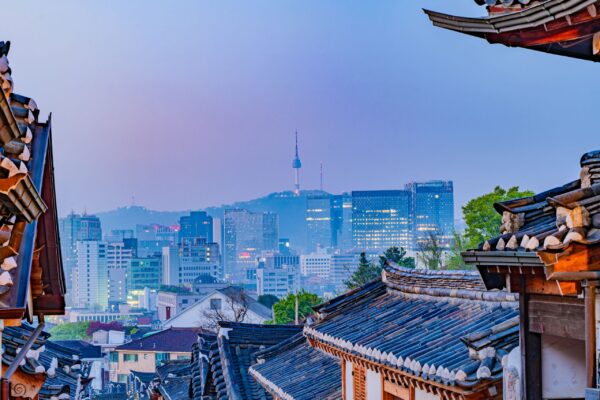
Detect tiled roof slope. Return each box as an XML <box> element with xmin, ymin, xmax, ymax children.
<box><xmin>53</xmin><ymin>340</ymin><xmax>102</xmax><ymax>359</ymax></box>
<box><xmin>250</xmin><ymin>333</ymin><xmax>342</xmax><ymax>400</ymax></box>
<box><xmin>190</xmin><ymin>332</ymin><xmax>221</xmax><ymax>400</ymax></box>
<box><xmin>305</xmin><ymin>268</ymin><xmax>519</xmax><ymax>390</ymax></box>
<box><xmin>466</xmin><ymin>151</ymin><xmax>600</xmax><ymax>254</ymax></box>
<box><xmin>116</xmin><ymin>327</ymin><xmax>199</xmax><ymax>352</ymax></box>
<box><xmin>191</xmin><ymin>323</ymin><xmax>303</xmax><ymax>400</ymax></box>
<box><xmin>218</xmin><ymin>322</ymin><xmax>303</xmax><ymax>400</ymax></box>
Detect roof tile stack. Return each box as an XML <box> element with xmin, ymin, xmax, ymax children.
<box><xmin>470</xmin><ymin>151</ymin><xmax>600</xmax><ymax>254</ymax></box>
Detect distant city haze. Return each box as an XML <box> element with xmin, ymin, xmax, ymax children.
<box><xmin>3</xmin><ymin>1</ymin><xmax>597</xmax><ymax>217</ymax></box>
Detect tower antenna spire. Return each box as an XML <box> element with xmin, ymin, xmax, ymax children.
<box><xmin>292</xmin><ymin>131</ymin><xmax>302</xmax><ymax>196</ymax></box>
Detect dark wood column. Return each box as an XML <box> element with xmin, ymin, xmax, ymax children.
<box><xmin>520</xmin><ymin>276</ymin><xmax>542</xmax><ymax>400</ymax></box>
<box><xmin>584</xmin><ymin>280</ymin><xmax>598</xmax><ymax>389</ymax></box>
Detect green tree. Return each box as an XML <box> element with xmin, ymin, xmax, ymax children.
<box><xmin>272</xmin><ymin>291</ymin><xmax>322</xmax><ymax>324</ymax></box>
<box><xmin>49</xmin><ymin>322</ymin><xmax>90</xmax><ymax>340</ymax></box>
<box><xmin>417</xmin><ymin>231</ymin><xmax>445</xmax><ymax>270</ymax></box>
<box><xmin>445</xmin><ymin>231</ymin><xmax>469</xmax><ymax>270</ymax></box>
<box><xmin>258</xmin><ymin>294</ymin><xmax>279</xmax><ymax>309</ymax></box>
<box><xmin>345</xmin><ymin>252</ymin><xmax>382</xmax><ymax>290</ymax></box>
<box><xmin>463</xmin><ymin>186</ymin><xmax>534</xmax><ymax>249</ymax></box>
<box><xmin>379</xmin><ymin>246</ymin><xmax>415</xmax><ymax>269</ymax></box>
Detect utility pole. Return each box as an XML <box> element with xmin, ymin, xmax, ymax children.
<box><xmin>295</xmin><ymin>293</ymin><xmax>299</xmax><ymax>325</ymax></box>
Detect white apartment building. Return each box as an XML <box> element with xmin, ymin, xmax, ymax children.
<box><xmin>74</xmin><ymin>241</ymin><xmax>108</xmax><ymax>310</ymax></box>
<box><xmin>300</xmin><ymin>253</ymin><xmax>332</xmax><ymax>279</ymax></box>
<box><xmin>107</xmin><ymin>242</ymin><xmax>133</xmax><ymax>305</ymax></box>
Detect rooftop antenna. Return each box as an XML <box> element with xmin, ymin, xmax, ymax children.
<box><xmin>320</xmin><ymin>162</ymin><xmax>323</xmax><ymax>192</ymax></box>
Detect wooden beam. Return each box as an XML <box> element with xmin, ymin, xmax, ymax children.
<box><xmin>520</xmin><ymin>276</ymin><xmax>542</xmax><ymax>400</ymax></box>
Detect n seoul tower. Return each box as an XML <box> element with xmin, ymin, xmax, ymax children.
<box><xmin>292</xmin><ymin>131</ymin><xmax>302</xmax><ymax>196</ymax></box>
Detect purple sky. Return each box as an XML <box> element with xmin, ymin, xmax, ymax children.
<box><xmin>4</xmin><ymin>1</ymin><xmax>598</xmax><ymax>217</ymax></box>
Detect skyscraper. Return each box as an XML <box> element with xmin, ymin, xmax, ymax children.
<box><xmin>406</xmin><ymin>181</ymin><xmax>455</xmax><ymax>249</ymax></box>
<box><xmin>292</xmin><ymin>132</ymin><xmax>302</xmax><ymax>196</ymax></box>
<box><xmin>351</xmin><ymin>190</ymin><xmax>412</xmax><ymax>251</ymax></box>
<box><xmin>59</xmin><ymin>213</ymin><xmax>102</xmax><ymax>300</ymax></box>
<box><xmin>306</xmin><ymin>194</ymin><xmax>333</xmax><ymax>251</ymax></box>
<box><xmin>178</xmin><ymin>211</ymin><xmax>213</xmax><ymax>244</ymax></box>
<box><xmin>223</xmin><ymin>209</ymin><xmax>279</xmax><ymax>284</ymax></box>
<box><xmin>332</xmin><ymin>193</ymin><xmax>353</xmax><ymax>250</ymax></box>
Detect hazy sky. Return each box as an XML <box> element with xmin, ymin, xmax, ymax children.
<box><xmin>4</xmin><ymin>1</ymin><xmax>597</xmax><ymax>217</ymax></box>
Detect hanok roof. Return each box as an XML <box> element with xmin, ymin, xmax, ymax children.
<box><xmin>3</xmin><ymin>325</ymin><xmax>93</xmax><ymax>400</ymax></box>
<box><xmin>424</xmin><ymin>0</ymin><xmax>600</xmax><ymax>62</ymax></box>
<box><xmin>0</xmin><ymin>40</ymin><xmax>65</xmax><ymax>320</ymax></box>
<box><xmin>463</xmin><ymin>150</ymin><xmax>600</xmax><ymax>292</ymax></box>
<box><xmin>250</xmin><ymin>333</ymin><xmax>342</xmax><ymax>400</ymax></box>
<box><xmin>191</xmin><ymin>322</ymin><xmax>303</xmax><ymax>400</ymax></box>
<box><xmin>53</xmin><ymin>340</ymin><xmax>102</xmax><ymax>359</ymax></box>
<box><xmin>305</xmin><ymin>266</ymin><xmax>518</xmax><ymax>396</ymax></box>
<box><xmin>158</xmin><ymin>376</ymin><xmax>192</xmax><ymax>400</ymax></box>
<box><xmin>116</xmin><ymin>327</ymin><xmax>199</xmax><ymax>353</ymax></box>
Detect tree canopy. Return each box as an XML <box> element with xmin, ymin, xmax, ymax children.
<box><xmin>49</xmin><ymin>322</ymin><xmax>90</xmax><ymax>340</ymax></box>
<box><xmin>272</xmin><ymin>291</ymin><xmax>322</xmax><ymax>324</ymax></box>
<box><xmin>378</xmin><ymin>246</ymin><xmax>415</xmax><ymax>269</ymax></box>
<box><xmin>258</xmin><ymin>294</ymin><xmax>279</xmax><ymax>309</ymax></box>
<box><xmin>345</xmin><ymin>252</ymin><xmax>381</xmax><ymax>290</ymax></box>
<box><xmin>462</xmin><ymin>186</ymin><xmax>534</xmax><ymax>249</ymax></box>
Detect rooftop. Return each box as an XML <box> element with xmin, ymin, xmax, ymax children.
<box><xmin>305</xmin><ymin>267</ymin><xmax>519</xmax><ymax>394</ymax></box>
<box><xmin>250</xmin><ymin>333</ymin><xmax>341</xmax><ymax>400</ymax></box>
<box><xmin>116</xmin><ymin>327</ymin><xmax>200</xmax><ymax>353</ymax></box>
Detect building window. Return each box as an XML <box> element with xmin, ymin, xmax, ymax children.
<box><xmin>118</xmin><ymin>374</ymin><xmax>128</xmax><ymax>383</ymax></box>
<box><xmin>210</xmin><ymin>298</ymin><xmax>222</xmax><ymax>311</ymax></box>
<box><xmin>109</xmin><ymin>352</ymin><xmax>118</xmax><ymax>363</ymax></box>
<box><xmin>123</xmin><ymin>353</ymin><xmax>138</xmax><ymax>362</ymax></box>
<box><xmin>155</xmin><ymin>352</ymin><xmax>170</xmax><ymax>367</ymax></box>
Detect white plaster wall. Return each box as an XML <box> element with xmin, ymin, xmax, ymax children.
<box><xmin>542</xmin><ymin>334</ymin><xmax>586</xmax><ymax>399</ymax></box>
<box><xmin>345</xmin><ymin>361</ymin><xmax>354</xmax><ymax>400</ymax></box>
<box><xmin>366</xmin><ymin>369</ymin><xmax>382</xmax><ymax>400</ymax></box>
<box><xmin>414</xmin><ymin>389</ymin><xmax>439</xmax><ymax>400</ymax></box>
<box><xmin>503</xmin><ymin>346</ymin><xmax>521</xmax><ymax>400</ymax></box>
<box><xmin>162</xmin><ymin>291</ymin><xmax>267</xmax><ymax>328</ymax></box>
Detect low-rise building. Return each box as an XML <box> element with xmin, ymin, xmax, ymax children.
<box><xmin>162</xmin><ymin>286</ymin><xmax>272</xmax><ymax>329</ymax></box>
<box><xmin>110</xmin><ymin>327</ymin><xmax>198</xmax><ymax>383</ymax></box>
<box><xmin>156</xmin><ymin>289</ymin><xmax>204</xmax><ymax>322</ymax></box>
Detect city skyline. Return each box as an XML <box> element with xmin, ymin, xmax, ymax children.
<box><xmin>2</xmin><ymin>1</ymin><xmax>596</xmax><ymax>219</ymax></box>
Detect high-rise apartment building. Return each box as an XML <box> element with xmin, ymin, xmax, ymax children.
<box><xmin>74</xmin><ymin>241</ymin><xmax>108</xmax><ymax>310</ymax></box>
<box><xmin>106</xmin><ymin>241</ymin><xmax>135</xmax><ymax>308</ymax></box>
<box><xmin>59</xmin><ymin>213</ymin><xmax>103</xmax><ymax>301</ymax></box>
<box><xmin>223</xmin><ymin>209</ymin><xmax>279</xmax><ymax>283</ymax></box>
<box><xmin>178</xmin><ymin>211</ymin><xmax>213</xmax><ymax>244</ymax></box>
<box><xmin>306</xmin><ymin>194</ymin><xmax>333</xmax><ymax>251</ymax></box>
<box><xmin>127</xmin><ymin>256</ymin><xmax>162</xmax><ymax>301</ymax></box>
<box><xmin>351</xmin><ymin>190</ymin><xmax>412</xmax><ymax>251</ymax></box>
<box><xmin>406</xmin><ymin>181</ymin><xmax>455</xmax><ymax>249</ymax></box>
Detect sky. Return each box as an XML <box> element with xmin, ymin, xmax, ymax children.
<box><xmin>3</xmin><ymin>1</ymin><xmax>598</xmax><ymax>217</ymax></box>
